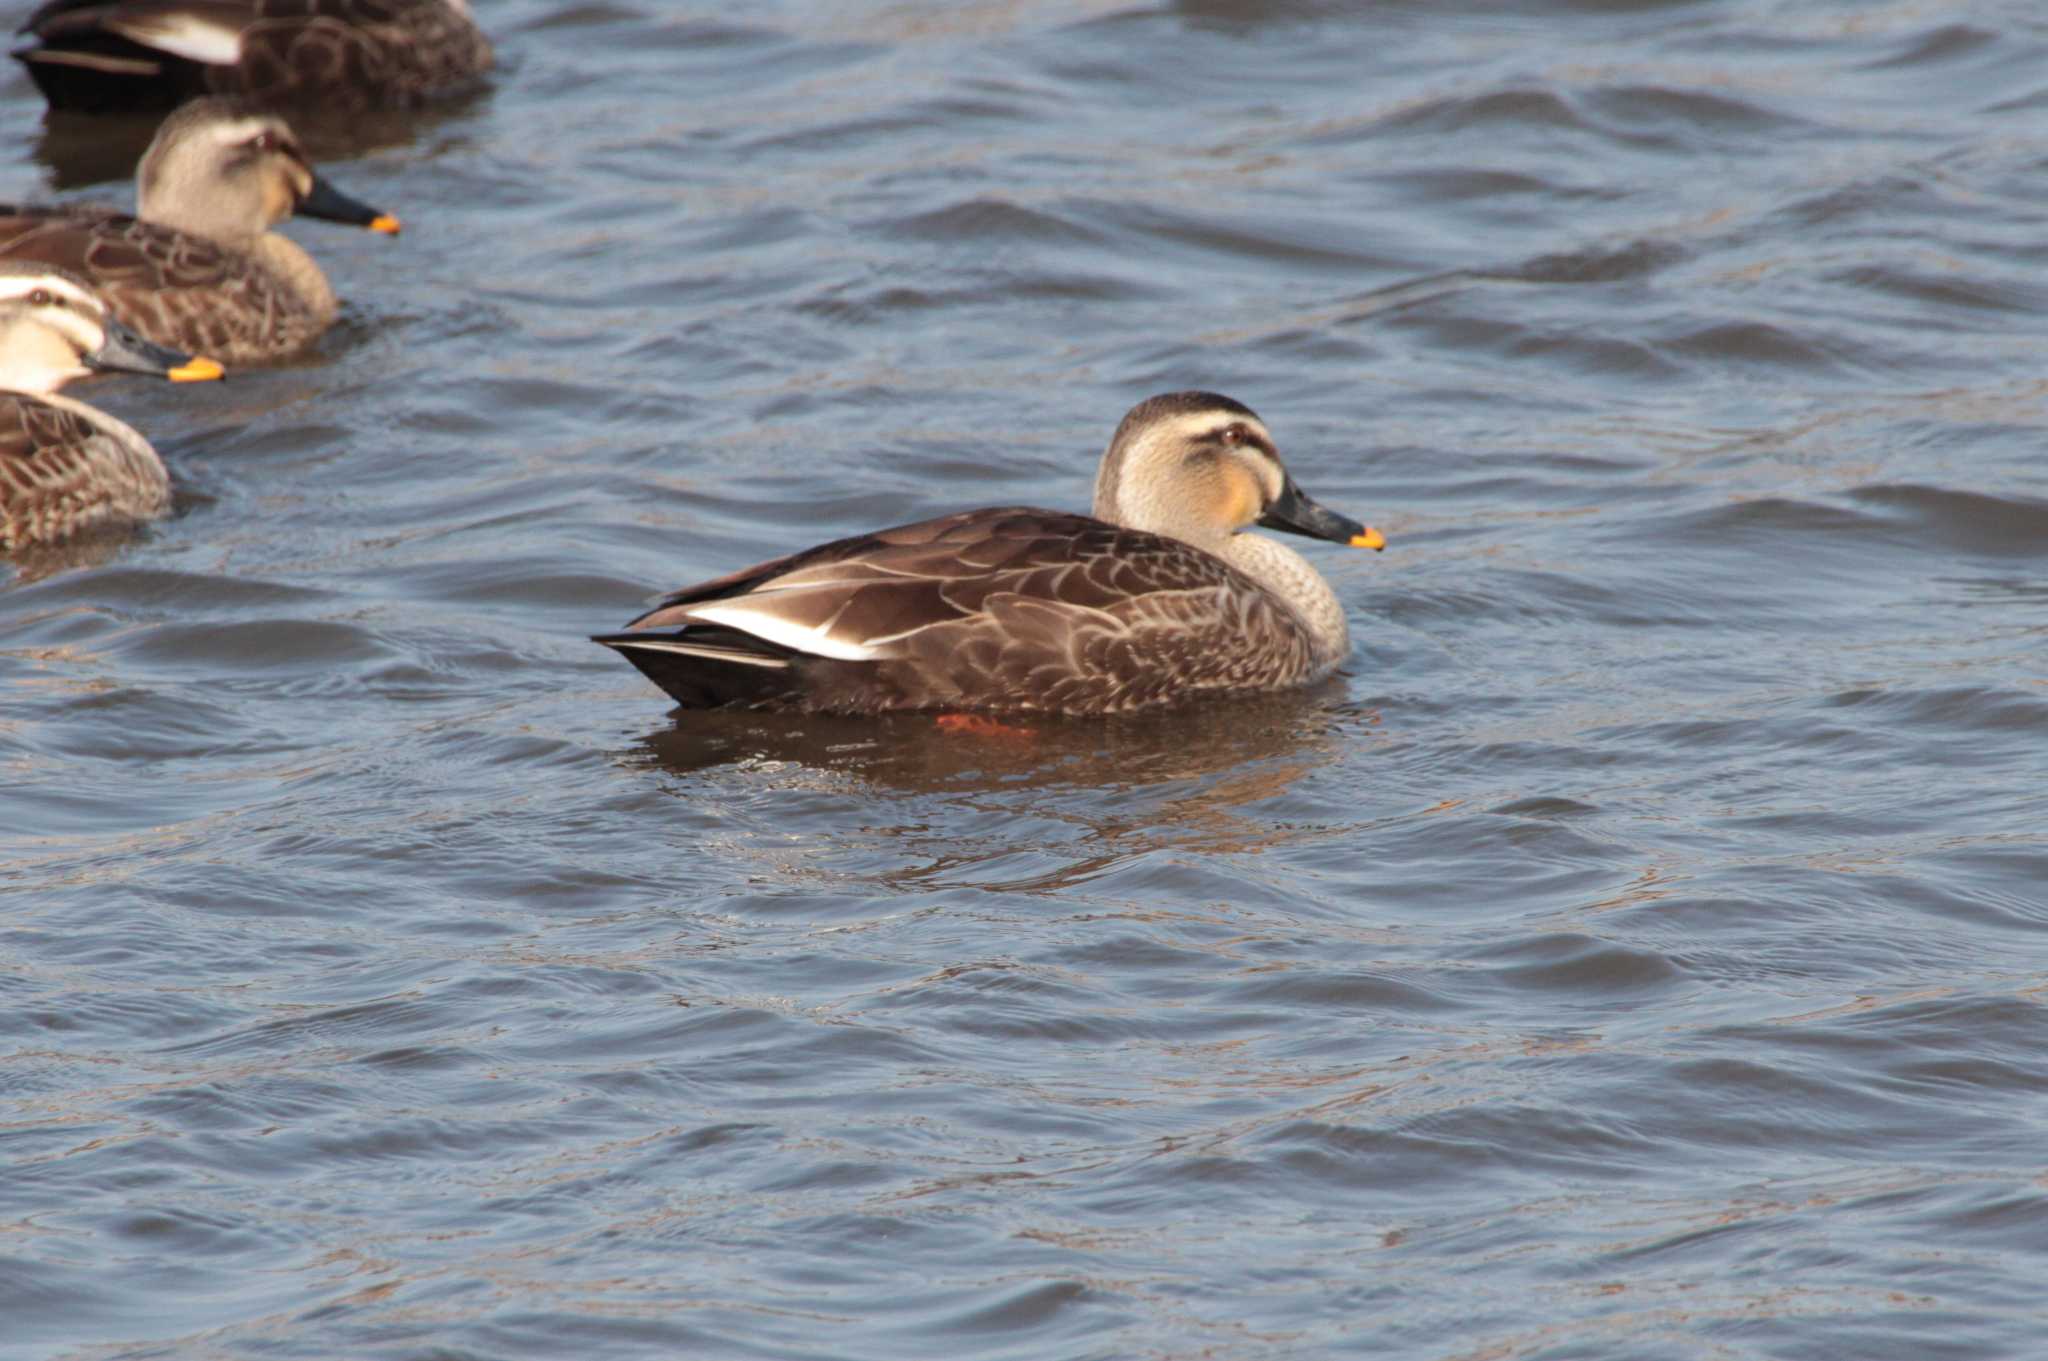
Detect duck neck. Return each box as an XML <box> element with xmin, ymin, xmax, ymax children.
<box><xmin>1220</xmin><ymin>531</ymin><xmax>1350</xmax><ymax>661</ymax></box>
<box><xmin>252</xmin><ymin>233</ymin><xmax>338</xmax><ymax>320</ymax></box>
<box><xmin>142</xmin><ymin>189</ymin><xmax>263</xmax><ymax>253</ymax></box>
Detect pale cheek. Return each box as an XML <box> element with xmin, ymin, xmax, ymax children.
<box><xmin>1216</xmin><ymin>476</ymin><xmax>1257</xmax><ymax>529</ymax></box>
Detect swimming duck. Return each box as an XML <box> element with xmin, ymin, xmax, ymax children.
<box><xmin>595</xmin><ymin>392</ymin><xmax>1388</xmax><ymax>716</ymax></box>
<box><xmin>0</xmin><ymin>262</ymin><xmax>223</xmax><ymax>552</ymax></box>
<box><xmin>0</xmin><ymin>97</ymin><xmax>400</xmax><ymax>366</ymax></box>
<box><xmin>13</xmin><ymin>0</ymin><xmax>492</xmax><ymax>115</ymax></box>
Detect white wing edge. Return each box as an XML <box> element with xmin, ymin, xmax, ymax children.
<box><xmin>678</xmin><ymin>603</ymin><xmax>881</xmax><ymax>662</ymax></box>
<box><xmin>104</xmin><ymin>13</ymin><xmax>246</xmax><ymax>67</ymax></box>
<box><xmin>609</xmin><ymin>638</ymin><xmax>790</xmax><ymax>670</ymax></box>
<box><xmin>19</xmin><ymin>49</ymin><xmax>165</xmax><ymax>74</ymax></box>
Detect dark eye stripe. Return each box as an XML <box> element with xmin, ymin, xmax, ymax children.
<box><xmin>1214</xmin><ymin>424</ymin><xmax>1277</xmax><ymax>459</ymax></box>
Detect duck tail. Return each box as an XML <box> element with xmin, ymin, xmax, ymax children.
<box><xmin>591</xmin><ymin>628</ymin><xmax>803</xmax><ymax>709</ymax></box>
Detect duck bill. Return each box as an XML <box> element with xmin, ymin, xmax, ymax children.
<box><xmin>1257</xmin><ymin>477</ymin><xmax>1386</xmax><ymax>550</ymax></box>
<box><xmin>86</xmin><ymin>316</ymin><xmax>225</xmax><ymax>383</ymax></box>
<box><xmin>297</xmin><ymin>173</ymin><xmax>403</xmax><ymax>235</ymax></box>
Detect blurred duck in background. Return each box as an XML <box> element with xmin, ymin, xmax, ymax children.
<box><xmin>0</xmin><ymin>96</ymin><xmax>401</xmax><ymax>365</ymax></box>
<box><xmin>12</xmin><ymin>0</ymin><xmax>491</xmax><ymax>115</ymax></box>
<box><xmin>0</xmin><ymin>261</ymin><xmax>223</xmax><ymax>552</ymax></box>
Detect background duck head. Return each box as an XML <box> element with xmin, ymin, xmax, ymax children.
<box><xmin>135</xmin><ymin>96</ymin><xmax>401</xmax><ymax>246</ymax></box>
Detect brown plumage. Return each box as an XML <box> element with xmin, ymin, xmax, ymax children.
<box><xmin>595</xmin><ymin>393</ymin><xmax>1390</xmax><ymax>717</ymax></box>
<box><xmin>1</xmin><ymin>391</ymin><xmax>168</xmax><ymax>551</ymax></box>
<box><xmin>0</xmin><ymin>262</ymin><xmax>224</xmax><ymax>552</ymax></box>
<box><xmin>0</xmin><ymin>97</ymin><xmax>401</xmax><ymax>365</ymax></box>
<box><xmin>13</xmin><ymin>0</ymin><xmax>492</xmax><ymax>115</ymax></box>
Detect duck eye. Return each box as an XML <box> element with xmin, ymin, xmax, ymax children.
<box><xmin>1219</xmin><ymin>424</ymin><xmax>1247</xmax><ymax>446</ymax></box>
<box><xmin>28</xmin><ymin>288</ymin><xmax>52</xmax><ymax>306</ymax></box>
<box><xmin>250</xmin><ymin>132</ymin><xmax>276</xmax><ymax>152</ymax></box>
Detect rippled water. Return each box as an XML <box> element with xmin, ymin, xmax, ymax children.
<box><xmin>6</xmin><ymin>2</ymin><xmax>2048</xmax><ymax>1357</ymax></box>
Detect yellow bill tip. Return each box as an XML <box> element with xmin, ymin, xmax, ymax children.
<box><xmin>368</xmin><ymin>213</ymin><xmax>403</xmax><ymax>236</ymax></box>
<box><xmin>167</xmin><ymin>355</ymin><xmax>225</xmax><ymax>382</ymax></box>
<box><xmin>1349</xmin><ymin>526</ymin><xmax>1387</xmax><ymax>551</ymax></box>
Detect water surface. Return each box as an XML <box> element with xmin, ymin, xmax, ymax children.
<box><xmin>5</xmin><ymin>2</ymin><xmax>2048</xmax><ymax>1357</ymax></box>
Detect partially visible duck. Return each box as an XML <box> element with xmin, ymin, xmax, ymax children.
<box><xmin>0</xmin><ymin>262</ymin><xmax>223</xmax><ymax>552</ymax></box>
<box><xmin>13</xmin><ymin>0</ymin><xmax>492</xmax><ymax>115</ymax></box>
<box><xmin>595</xmin><ymin>392</ymin><xmax>1389</xmax><ymax>717</ymax></box>
<box><xmin>0</xmin><ymin>96</ymin><xmax>400</xmax><ymax>366</ymax></box>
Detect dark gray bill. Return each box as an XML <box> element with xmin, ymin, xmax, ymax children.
<box><xmin>87</xmin><ymin>314</ymin><xmax>223</xmax><ymax>382</ymax></box>
<box><xmin>298</xmin><ymin>173</ymin><xmax>403</xmax><ymax>234</ymax></box>
<box><xmin>1257</xmin><ymin>476</ymin><xmax>1386</xmax><ymax>550</ymax></box>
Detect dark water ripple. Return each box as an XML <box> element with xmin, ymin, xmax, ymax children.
<box><xmin>7</xmin><ymin>0</ymin><xmax>2048</xmax><ymax>1357</ymax></box>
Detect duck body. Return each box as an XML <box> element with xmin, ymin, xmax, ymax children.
<box><xmin>14</xmin><ymin>0</ymin><xmax>492</xmax><ymax>115</ymax></box>
<box><xmin>0</xmin><ymin>97</ymin><xmax>400</xmax><ymax>365</ymax></box>
<box><xmin>596</xmin><ymin>393</ymin><xmax>1388</xmax><ymax>717</ymax></box>
<box><xmin>0</xmin><ymin>262</ymin><xmax>223</xmax><ymax>552</ymax></box>
<box><xmin>0</xmin><ymin>203</ymin><xmax>327</xmax><ymax>366</ymax></box>
<box><xmin>1</xmin><ymin>388</ymin><xmax>171</xmax><ymax>550</ymax></box>
<box><xmin>600</xmin><ymin>508</ymin><xmax>1343</xmax><ymax>716</ymax></box>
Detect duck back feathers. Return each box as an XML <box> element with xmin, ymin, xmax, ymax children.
<box><xmin>598</xmin><ymin>507</ymin><xmax>1334</xmax><ymax>717</ymax></box>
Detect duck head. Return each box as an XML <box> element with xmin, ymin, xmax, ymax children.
<box><xmin>135</xmin><ymin>97</ymin><xmax>402</xmax><ymax>245</ymax></box>
<box><xmin>0</xmin><ymin>263</ymin><xmax>224</xmax><ymax>394</ymax></box>
<box><xmin>1091</xmin><ymin>391</ymin><xmax>1385</xmax><ymax>553</ymax></box>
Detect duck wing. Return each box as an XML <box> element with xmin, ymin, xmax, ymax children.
<box><xmin>0</xmin><ymin>393</ymin><xmax>169</xmax><ymax>552</ymax></box>
<box><xmin>0</xmin><ymin>206</ymin><xmax>303</xmax><ymax>364</ymax></box>
<box><xmin>15</xmin><ymin>0</ymin><xmax>493</xmax><ymax>113</ymax></box>
<box><xmin>16</xmin><ymin>1</ymin><xmax>256</xmax><ymax>110</ymax></box>
<box><xmin>596</xmin><ymin>508</ymin><xmax>1323</xmax><ymax>715</ymax></box>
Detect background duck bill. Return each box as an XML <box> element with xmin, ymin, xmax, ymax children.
<box><xmin>1256</xmin><ymin>478</ymin><xmax>1371</xmax><ymax>546</ymax></box>
<box><xmin>86</xmin><ymin>316</ymin><xmax>212</xmax><ymax>380</ymax></box>
<box><xmin>297</xmin><ymin>173</ymin><xmax>399</xmax><ymax>232</ymax></box>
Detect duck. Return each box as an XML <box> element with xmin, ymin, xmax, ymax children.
<box><xmin>594</xmin><ymin>392</ymin><xmax>1389</xmax><ymax>717</ymax></box>
<box><xmin>0</xmin><ymin>97</ymin><xmax>401</xmax><ymax>366</ymax></box>
<box><xmin>13</xmin><ymin>0</ymin><xmax>492</xmax><ymax>115</ymax></box>
<box><xmin>0</xmin><ymin>261</ymin><xmax>224</xmax><ymax>552</ymax></box>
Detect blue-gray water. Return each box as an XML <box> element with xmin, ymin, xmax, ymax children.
<box><xmin>5</xmin><ymin>2</ymin><xmax>2048</xmax><ymax>1358</ymax></box>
